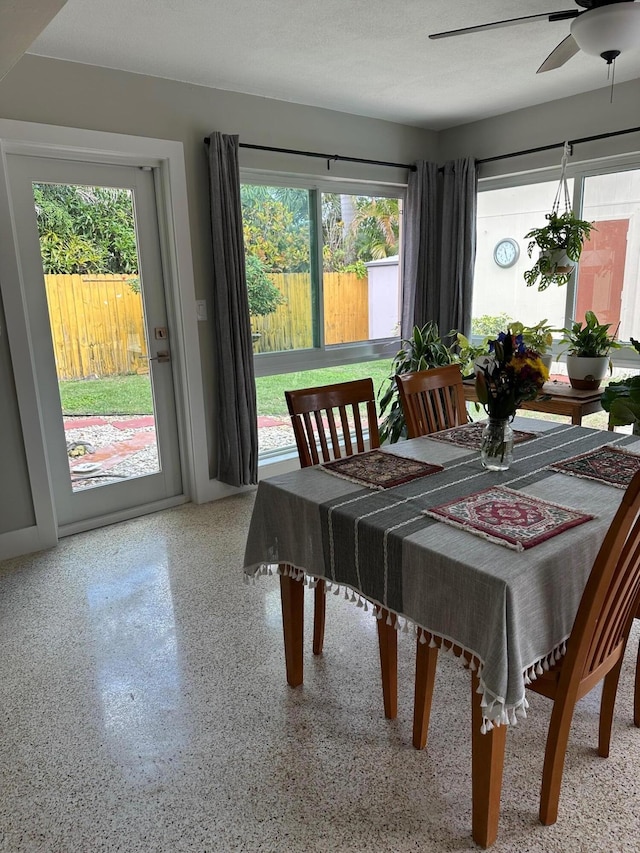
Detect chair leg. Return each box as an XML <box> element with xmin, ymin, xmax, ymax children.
<box><xmin>312</xmin><ymin>579</ymin><xmax>326</xmax><ymax>656</ymax></box>
<box><xmin>539</xmin><ymin>693</ymin><xmax>577</xmax><ymax>826</ymax></box>
<box><xmin>413</xmin><ymin>633</ymin><xmax>438</xmax><ymax>749</ymax></box>
<box><xmin>598</xmin><ymin>658</ymin><xmax>624</xmax><ymax>757</ymax></box>
<box><xmin>376</xmin><ymin>608</ymin><xmax>398</xmax><ymax>719</ymax></box>
<box><xmin>634</xmin><ymin>639</ymin><xmax>640</xmax><ymax>728</ymax></box>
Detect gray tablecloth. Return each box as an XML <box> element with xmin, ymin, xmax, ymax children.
<box><xmin>244</xmin><ymin>419</ymin><xmax>640</xmax><ymax>727</ymax></box>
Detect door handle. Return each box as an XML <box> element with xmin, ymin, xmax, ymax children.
<box><xmin>145</xmin><ymin>350</ymin><xmax>171</xmax><ymax>363</ymax></box>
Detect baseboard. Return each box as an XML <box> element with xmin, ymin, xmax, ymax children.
<box><xmin>0</xmin><ymin>525</ymin><xmax>57</xmax><ymax>562</ymax></box>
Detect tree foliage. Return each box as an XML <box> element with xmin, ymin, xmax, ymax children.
<box><xmin>322</xmin><ymin>194</ymin><xmax>399</xmax><ymax>272</ymax></box>
<box><xmin>245</xmin><ymin>254</ymin><xmax>286</xmax><ymax>317</ymax></box>
<box><xmin>34</xmin><ymin>184</ymin><xmax>139</xmax><ymax>274</ymax></box>
<box><xmin>241</xmin><ymin>185</ymin><xmax>310</xmax><ymax>273</ymax></box>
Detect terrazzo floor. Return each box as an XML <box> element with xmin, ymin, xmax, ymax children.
<box><xmin>1</xmin><ymin>493</ymin><xmax>639</xmax><ymax>852</ymax></box>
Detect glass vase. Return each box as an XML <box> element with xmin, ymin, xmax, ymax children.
<box><xmin>480</xmin><ymin>418</ymin><xmax>514</xmax><ymax>471</ymax></box>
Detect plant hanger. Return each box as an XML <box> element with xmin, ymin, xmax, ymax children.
<box><xmin>523</xmin><ymin>143</ymin><xmax>595</xmax><ymax>290</ymax></box>
<box><xmin>552</xmin><ymin>141</ymin><xmax>573</xmax><ymax>217</ymax></box>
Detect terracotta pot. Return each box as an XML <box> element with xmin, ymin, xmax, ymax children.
<box><xmin>565</xmin><ymin>355</ymin><xmax>609</xmax><ymax>390</ymax></box>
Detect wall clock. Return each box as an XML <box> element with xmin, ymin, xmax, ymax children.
<box><xmin>493</xmin><ymin>238</ymin><xmax>520</xmax><ymax>268</ymax></box>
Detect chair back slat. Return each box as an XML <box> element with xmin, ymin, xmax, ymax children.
<box><xmin>558</xmin><ymin>470</ymin><xmax>640</xmax><ymax>688</ymax></box>
<box><xmin>285</xmin><ymin>378</ymin><xmax>380</xmax><ymax>469</ymax></box>
<box><xmin>352</xmin><ymin>405</ymin><xmax>365</xmax><ymax>454</ymax></box>
<box><xmin>585</xmin><ymin>526</ymin><xmax>640</xmax><ymax>673</ymax></box>
<box><xmin>395</xmin><ymin>364</ymin><xmax>468</xmax><ymax>438</ymax></box>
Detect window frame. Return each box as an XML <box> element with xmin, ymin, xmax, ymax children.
<box><xmin>476</xmin><ymin>152</ymin><xmax>640</xmax><ymax>372</ymax></box>
<box><xmin>240</xmin><ymin>168</ymin><xmax>406</xmax><ymax>378</ymax></box>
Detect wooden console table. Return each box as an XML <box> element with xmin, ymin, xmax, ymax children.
<box><xmin>463</xmin><ymin>379</ymin><xmax>606</xmax><ymax>427</ymax></box>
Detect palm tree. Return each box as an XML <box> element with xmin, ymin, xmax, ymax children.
<box><xmin>351</xmin><ymin>196</ymin><xmax>400</xmax><ymax>260</ymax></box>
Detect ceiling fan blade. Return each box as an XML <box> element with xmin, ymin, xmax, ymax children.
<box><xmin>429</xmin><ymin>10</ymin><xmax>578</xmax><ymax>40</ymax></box>
<box><xmin>537</xmin><ymin>33</ymin><xmax>581</xmax><ymax>73</ymax></box>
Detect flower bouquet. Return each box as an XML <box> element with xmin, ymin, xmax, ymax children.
<box><xmin>475</xmin><ymin>331</ymin><xmax>549</xmax><ymax>469</ymax></box>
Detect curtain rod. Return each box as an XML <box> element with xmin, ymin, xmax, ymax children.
<box><xmin>203</xmin><ymin>137</ymin><xmax>416</xmax><ymax>171</ymax></box>
<box><xmin>477</xmin><ymin>124</ymin><xmax>640</xmax><ymax>165</ymax></box>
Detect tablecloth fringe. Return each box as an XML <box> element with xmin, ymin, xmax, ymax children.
<box><xmin>244</xmin><ymin>562</ymin><xmax>570</xmax><ymax>732</ymax></box>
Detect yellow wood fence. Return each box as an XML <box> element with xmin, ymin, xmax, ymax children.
<box><xmin>252</xmin><ymin>271</ymin><xmax>368</xmax><ymax>352</ymax></box>
<box><xmin>45</xmin><ymin>274</ymin><xmax>149</xmax><ymax>380</ymax></box>
<box><xmin>45</xmin><ymin>270</ymin><xmax>369</xmax><ymax>379</ymax></box>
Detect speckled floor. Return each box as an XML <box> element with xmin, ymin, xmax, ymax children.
<box><xmin>1</xmin><ymin>493</ymin><xmax>639</xmax><ymax>852</ymax></box>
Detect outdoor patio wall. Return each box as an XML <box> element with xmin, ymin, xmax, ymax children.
<box><xmin>0</xmin><ymin>54</ymin><xmax>437</xmax><ymax>540</ymax></box>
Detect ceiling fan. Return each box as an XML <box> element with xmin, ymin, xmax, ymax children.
<box><xmin>429</xmin><ymin>0</ymin><xmax>640</xmax><ymax>73</ymax></box>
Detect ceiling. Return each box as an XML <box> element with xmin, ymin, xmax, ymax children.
<box><xmin>24</xmin><ymin>0</ymin><xmax>640</xmax><ymax>130</ymax></box>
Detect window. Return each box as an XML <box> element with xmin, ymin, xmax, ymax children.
<box><xmin>473</xmin><ymin>180</ymin><xmax>571</xmax><ymax>336</ymax></box>
<box><xmin>240</xmin><ymin>181</ymin><xmax>403</xmax><ymax>360</ymax></box>
<box><xmin>474</xmin><ymin>164</ymin><xmax>640</xmax><ymax>365</ymax></box>
<box><xmin>578</xmin><ymin>169</ymin><xmax>640</xmax><ymax>342</ymax></box>
<box><xmin>240</xmin><ymin>177</ymin><xmax>404</xmax><ymax>458</ymax></box>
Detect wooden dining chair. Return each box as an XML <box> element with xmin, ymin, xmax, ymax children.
<box><xmin>413</xmin><ymin>469</ymin><xmax>640</xmax><ymax>828</ymax></box>
<box><xmin>284</xmin><ymin>378</ymin><xmax>398</xmax><ymax>718</ymax></box>
<box><xmin>395</xmin><ymin>363</ymin><xmax>468</xmax><ymax>438</ymax></box>
<box><xmin>635</xmin><ymin>604</ymin><xmax>640</xmax><ymax>728</ymax></box>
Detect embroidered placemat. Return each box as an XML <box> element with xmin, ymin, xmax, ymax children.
<box><xmin>423</xmin><ymin>486</ymin><xmax>594</xmax><ymax>551</ymax></box>
<box><xmin>321</xmin><ymin>450</ymin><xmax>443</xmax><ymax>490</ymax></box>
<box><xmin>429</xmin><ymin>421</ymin><xmax>537</xmax><ymax>450</ymax></box>
<box><xmin>548</xmin><ymin>444</ymin><xmax>640</xmax><ymax>489</ymax></box>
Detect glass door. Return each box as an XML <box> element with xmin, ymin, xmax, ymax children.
<box><xmin>7</xmin><ymin>155</ymin><xmax>182</xmax><ymax>529</ymax></box>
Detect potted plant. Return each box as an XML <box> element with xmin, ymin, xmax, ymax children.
<box><xmin>558</xmin><ymin>310</ymin><xmax>622</xmax><ymax>390</ymax></box>
<box><xmin>601</xmin><ymin>337</ymin><xmax>640</xmax><ymax>434</ymax></box>
<box><xmin>510</xmin><ymin>319</ymin><xmax>555</xmax><ymax>371</ymax></box>
<box><xmin>454</xmin><ymin>332</ymin><xmax>490</xmax><ymax>379</ymax></box>
<box><xmin>523</xmin><ymin>211</ymin><xmax>595</xmax><ymax>291</ymax></box>
<box><xmin>378</xmin><ymin>322</ymin><xmax>455</xmax><ymax>443</ymax></box>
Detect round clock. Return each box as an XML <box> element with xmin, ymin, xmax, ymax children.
<box><xmin>493</xmin><ymin>238</ymin><xmax>520</xmax><ymax>268</ymax></box>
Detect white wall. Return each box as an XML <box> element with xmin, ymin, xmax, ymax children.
<box><xmin>438</xmin><ymin>79</ymin><xmax>640</xmax><ymax>176</ymax></box>
<box><xmin>0</xmin><ymin>55</ymin><xmax>437</xmax><ymax>542</ymax></box>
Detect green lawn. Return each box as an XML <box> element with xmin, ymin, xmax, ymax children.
<box><xmin>255</xmin><ymin>360</ymin><xmax>393</xmax><ymax>417</ymax></box>
<box><xmin>58</xmin><ymin>360</ymin><xmax>394</xmax><ymax>418</ymax></box>
<box><xmin>59</xmin><ymin>374</ymin><xmax>154</xmax><ymax>416</ymax></box>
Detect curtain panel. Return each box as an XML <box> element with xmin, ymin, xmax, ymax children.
<box><xmin>206</xmin><ymin>132</ymin><xmax>258</xmax><ymax>486</ymax></box>
<box><xmin>402</xmin><ymin>157</ymin><xmax>477</xmax><ymax>340</ymax></box>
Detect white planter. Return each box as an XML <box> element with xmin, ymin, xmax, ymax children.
<box><xmin>540</xmin><ymin>248</ymin><xmax>575</xmax><ymax>278</ymax></box>
<box><xmin>539</xmin><ymin>353</ymin><xmax>553</xmax><ymax>373</ymax></box>
<box><xmin>565</xmin><ymin>355</ymin><xmax>609</xmax><ymax>390</ymax></box>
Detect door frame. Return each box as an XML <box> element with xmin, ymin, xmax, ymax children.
<box><xmin>0</xmin><ymin>119</ymin><xmax>209</xmax><ymax>553</ymax></box>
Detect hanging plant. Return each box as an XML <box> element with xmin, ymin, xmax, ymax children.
<box><xmin>523</xmin><ymin>143</ymin><xmax>595</xmax><ymax>291</ymax></box>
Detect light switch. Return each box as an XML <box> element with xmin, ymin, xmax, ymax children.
<box><xmin>196</xmin><ymin>300</ymin><xmax>207</xmax><ymax>321</ymax></box>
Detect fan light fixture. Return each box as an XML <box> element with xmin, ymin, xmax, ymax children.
<box><xmin>570</xmin><ymin>3</ymin><xmax>640</xmax><ymax>64</ymax></box>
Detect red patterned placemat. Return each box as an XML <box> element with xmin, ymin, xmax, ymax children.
<box><xmin>549</xmin><ymin>445</ymin><xmax>640</xmax><ymax>489</ymax></box>
<box><xmin>424</xmin><ymin>486</ymin><xmax>594</xmax><ymax>551</ymax></box>
<box><xmin>429</xmin><ymin>421</ymin><xmax>536</xmax><ymax>450</ymax></box>
<box><xmin>322</xmin><ymin>450</ymin><xmax>443</xmax><ymax>490</ymax></box>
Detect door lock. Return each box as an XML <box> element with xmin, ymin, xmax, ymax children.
<box><xmin>148</xmin><ymin>350</ymin><xmax>171</xmax><ymax>363</ymax></box>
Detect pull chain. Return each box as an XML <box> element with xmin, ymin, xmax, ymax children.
<box><xmin>609</xmin><ymin>56</ymin><xmax>616</xmax><ymax>104</ymax></box>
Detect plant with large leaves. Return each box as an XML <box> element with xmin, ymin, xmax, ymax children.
<box><xmin>378</xmin><ymin>322</ymin><xmax>455</xmax><ymax>444</ymax></box>
<box><xmin>601</xmin><ymin>337</ymin><xmax>640</xmax><ymax>435</ymax></box>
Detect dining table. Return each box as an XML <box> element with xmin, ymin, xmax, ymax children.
<box><xmin>243</xmin><ymin>417</ymin><xmax>640</xmax><ymax>847</ymax></box>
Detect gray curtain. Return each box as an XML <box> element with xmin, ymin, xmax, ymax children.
<box><xmin>401</xmin><ymin>161</ymin><xmax>439</xmax><ymax>338</ymax></box>
<box><xmin>439</xmin><ymin>158</ymin><xmax>477</xmax><ymax>338</ymax></box>
<box><xmin>401</xmin><ymin>156</ymin><xmax>477</xmax><ymax>339</ymax></box>
<box><xmin>206</xmin><ymin>132</ymin><xmax>258</xmax><ymax>486</ymax></box>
